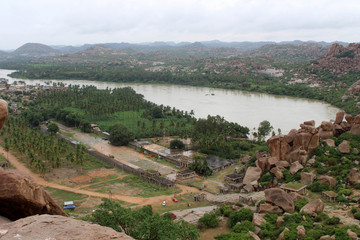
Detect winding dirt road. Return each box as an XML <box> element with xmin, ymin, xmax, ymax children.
<box><xmin>0</xmin><ymin>146</ymin><xmax>199</xmax><ymax>207</ymax></box>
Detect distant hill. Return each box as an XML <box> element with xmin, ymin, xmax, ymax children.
<box><xmin>12</xmin><ymin>43</ymin><xmax>59</xmax><ymax>57</ymax></box>
<box><xmin>242</xmin><ymin>43</ymin><xmax>330</xmax><ymax>62</ymax></box>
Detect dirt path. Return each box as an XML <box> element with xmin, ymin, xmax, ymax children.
<box><xmin>0</xmin><ymin>146</ymin><xmax>199</xmax><ymax>207</ymax></box>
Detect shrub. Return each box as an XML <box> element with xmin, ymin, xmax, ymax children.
<box><xmin>215</xmin><ymin>232</ymin><xmax>253</xmax><ymax>240</ymax></box>
<box><xmin>351</xmin><ymin>208</ymin><xmax>358</xmax><ymax>214</ymax></box>
<box><xmin>314</xmin><ymin>213</ymin><xmax>330</xmax><ymax>222</ymax></box>
<box><xmin>326</xmin><ymin>217</ymin><xmax>340</xmax><ymax>225</ymax></box>
<box><xmin>228</xmin><ymin>208</ymin><xmax>253</xmax><ymax>228</ymax></box>
<box><xmin>295</xmin><ymin>198</ymin><xmax>308</xmax><ymax>212</ymax></box>
<box><xmin>198</xmin><ymin>212</ymin><xmax>220</xmax><ymax>228</ymax></box>
<box><xmin>354</xmin><ymin>212</ymin><xmax>360</xmax><ymax>220</ymax></box>
<box><xmin>232</xmin><ymin>220</ymin><xmax>254</xmax><ymax>233</ymax></box>
<box><xmin>218</xmin><ymin>205</ymin><xmax>232</xmax><ymax>217</ymax></box>
<box><xmin>169</xmin><ymin>139</ymin><xmax>185</xmax><ymax>149</ymax></box>
<box><xmin>307</xmin><ymin>181</ymin><xmax>330</xmax><ymax>193</ymax></box>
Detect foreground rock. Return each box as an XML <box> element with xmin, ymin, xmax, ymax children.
<box><xmin>0</xmin><ymin>214</ymin><xmax>133</xmax><ymax>240</ymax></box>
<box><xmin>0</xmin><ymin>99</ymin><xmax>8</xmax><ymax>130</ymax></box>
<box><xmin>0</xmin><ymin>169</ymin><xmax>67</xmax><ymax>220</ymax></box>
<box><xmin>264</xmin><ymin>188</ymin><xmax>294</xmax><ymax>212</ymax></box>
<box><xmin>301</xmin><ymin>199</ymin><xmax>324</xmax><ymax>216</ymax></box>
<box><xmin>243</xmin><ymin>167</ymin><xmax>262</xmax><ymax>185</ymax></box>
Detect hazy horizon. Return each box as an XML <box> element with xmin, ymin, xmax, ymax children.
<box><xmin>2</xmin><ymin>0</ymin><xmax>360</xmax><ymax>50</ymax></box>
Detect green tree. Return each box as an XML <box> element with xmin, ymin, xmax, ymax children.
<box><xmin>109</xmin><ymin>124</ymin><xmax>134</xmax><ymax>146</ymax></box>
<box><xmin>198</xmin><ymin>212</ymin><xmax>220</xmax><ymax>228</ymax></box>
<box><xmin>170</xmin><ymin>139</ymin><xmax>185</xmax><ymax>149</ymax></box>
<box><xmin>257</xmin><ymin>120</ymin><xmax>273</xmax><ymax>142</ymax></box>
<box><xmin>47</xmin><ymin>123</ymin><xmax>59</xmax><ymax>135</ymax></box>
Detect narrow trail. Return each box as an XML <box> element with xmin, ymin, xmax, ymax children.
<box><xmin>0</xmin><ymin>146</ymin><xmax>200</xmax><ymax>207</ymax></box>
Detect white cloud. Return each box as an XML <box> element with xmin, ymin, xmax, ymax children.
<box><xmin>0</xmin><ymin>0</ymin><xmax>359</xmax><ymax>49</ymax></box>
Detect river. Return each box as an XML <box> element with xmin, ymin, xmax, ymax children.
<box><xmin>0</xmin><ymin>69</ymin><xmax>340</xmax><ymax>135</ymax></box>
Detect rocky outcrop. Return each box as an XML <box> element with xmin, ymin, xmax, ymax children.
<box><xmin>0</xmin><ymin>99</ymin><xmax>8</xmax><ymax>130</ymax></box>
<box><xmin>301</xmin><ymin>199</ymin><xmax>324</xmax><ymax>215</ymax></box>
<box><xmin>323</xmin><ymin>139</ymin><xmax>335</xmax><ymax>147</ymax></box>
<box><xmin>311</xmin><ymin>43</ymin><xmax>360</xmax><ymax>76</ymax></box>
<box><xmin>264</xmin><ymin>188</ymin><xmax>294</xmax><ymax>212</ymax></box>
<box><xmin>297</xmin><ymin>225</ymin><xmax>306</xmax><ymax>239</ymax></box>
<box><xmin>243</xmin><ymin>167</ymin><xmax>262</xmax><ymax>185</ymax></box>
<box><xmin>0</xmin><ymin>169</ymin><xmax>67</xmax><ymax>220</ymax></box>
<box><xmin>278</xmin><ymin>227</ymin><xmax>290</xmax><ymax>240</ymax></box>
<box><xmin>0</xmin><ymin>214</ymin><xmax>133</xmax><ymax>240</ymax></box>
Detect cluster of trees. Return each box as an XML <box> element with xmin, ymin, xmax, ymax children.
<box><xmin>0</xmin><ymin>116</ymin><xmax>87</xmax><ymax>173</ymax></box>
<box><xmin>191</xmin><ymin>115</ymin><xmax>249</xmax><ymax>158</ymax></box>
<box><xmin>91</xmin><ymin>199</ymin><xmax>199</xmax><ymax>240</ymax></box>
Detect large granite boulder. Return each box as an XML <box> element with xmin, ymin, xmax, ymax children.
<box><xmin>318</xmin><ymin>175</ymin><xmax>337</xmax><ymax>187</ymax></box>
<box><xmin>347</xmin><ymin>168</ymin><xmax>360</xmax><ymax>185</ymax></box>
<box><xmin>301</xmin><ymin>199</ymin><xmax>324</xmax><ymax>215</ymax></box>
<box><xmin>259</xmin><ymin>203</ymin><xmax>283</xmax><ymax>214</ymax></box>
<box><xmin>289</xmin><ymin>161</ymin><xmax>304</xmax><ymax>174</ymax></box>
<box><xmin>338</xmin><ymin>140</ymin><xmax>350</xmax><ymax>154</ymax></box>
<box><xmin>243</xmin><ymin>167</ymin><xmax>262</xmax><ymax>185</ymax></box>
<box><xmin>335</xmin><ymin>110</ymin><xmax>345</xmax><ymax>124</ymax></box>
<box><xmin>264</xmin><ymin>188</ymin><xmax>294</xmax><ymax>212</ymax></box>
<box><xmin>0</xmin><ymin>214</ymin><xmax>133</xmax><ymax>240</ymax></box>
<box><xmin>301</xmin><ymin>172</ymin><xmax>316</xmax><ymax>185</ymax></box>
<box><xmin>0</xmin><ymin>169</ymin><xmax>68</xmax><ymax>220</ymax></box>
<box><xmin>252</xmin><ymin>213</ymin><xmax>266</xmax><ymax>227</ymax></box>
<box><xmin>0</xmin><ymin>99</ymin><xmax>8</xmax><ymax>130</ymax></box>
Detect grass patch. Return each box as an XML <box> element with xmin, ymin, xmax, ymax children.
<box><xmin>81</xmin><ymin>154</ymin><xmax>113</xmax><ymax>171</ymax></box>
<box><xmin>45</xmin><ymin>187</ymin><xmax>88</xmax><ymax>202</ymax></box>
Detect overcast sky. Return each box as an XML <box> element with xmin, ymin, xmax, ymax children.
<box><xmin>1</xmin><ymin>0</ymin><xmax>359</xmax><ymax>50</ymax></box>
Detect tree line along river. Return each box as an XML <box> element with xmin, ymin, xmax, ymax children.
<box><xmin>0</xmin><ymin>69</ymin><xmax>340</xmax><ymax>135</ymax></box>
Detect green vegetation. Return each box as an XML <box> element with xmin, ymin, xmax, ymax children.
<box><xmin>169</xmin><ymin>139</ymin><xmax>185</xmax><ymax>150</ymax></box>
<box><xmin>108</xmin><ymin>124</ymin><xmax>133</xmax><ymax>146</ymax></box>
<box><xmin>198</xmin><ymin>212</ymin><xmax>221</xmax><ymax>228</ymax></box>
<box><xmin>91</xmin><ymin>199</ymin><xmax>199</xmax><ymax>240</ymax></box>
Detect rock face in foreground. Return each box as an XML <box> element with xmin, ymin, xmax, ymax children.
<box><xmin>0</xmin><ymin>214</ymin><xmax>133</xmax><ymax>240</ymax></box>
<box><xmin>264</xmin><ymin>188</ymin><xmax>294</xmax><ymax>212</ymax></box>
<box><xmin>0</xmin><ymin>169</ymin><xmax>68</xmax><ymax>220</ymax></box>
<box><xmin>0</xmin><ymin>99</ymin><xmax>8</xmax><ymax>130</ymax></box>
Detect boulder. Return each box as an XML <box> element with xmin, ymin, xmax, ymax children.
<box><xmin>293</xmin><ymin>132</ymin><xmax>312</xmax><ymax>151</ymax></box>
<box><xmin>280</xmin><ymin>140</ymin><xmax>292</xmax><ymax>160</ymax></box>
<box><xmin>345</xmin><ymin>115</ymin><xmax>355</xmax><ymax>124</ymax></box>
<box><xmin>276</xmin><ymin>161</ymin><xmax>290</xmax><ymax>168</ymax></box>
<box><xmin>333</xmin><ymin>124</ymin><xmax>346</xmax><ymax>137</ymax></box>
<box><xmin>319</xmin><ymin>235</ymin><xmax>332</xmax><ymax>240</ymax></box>
<box><xmin>259</xmin><ymin>203</ymin><xmax>283</xmax><ymax>214</ymax></box>
<box><xmin>286</xmin><ymin>148</ymin><xmax>307</xmax><ymax>164</ymax></box>
<box><xmin>297</xmin><ymin>225</ymin><xmax>306</xmax><ymax>239</ymax></box>
<box><xmin>267</xmin><ymin>136</ymin><xmax>281</xmax><ymax>160</ymax></box>
<box><xmin>350</xmin><ymin>124</ymin><xmax>360</xmax><ymax>136</ymax></box>
<box><xmin>308</xmin><ymin>133</ymin><xmax>320</xmax><ymax>153</ymax></box>
<box><xmin>335</xmin><ymin>110</ymin><xmax>345</xmax><ymax>124</ymax></box>
<box><xmin>0</xmin><ymin>214</ymin><xmax>133</xmax><ymax>240</ymax></box>
<box><xmin>340</xmin><ymin>122</ymin><xmax>352</xmax><ymax>131</ymax></box>
<box><xmin>278</xmin><ymin>228</ymin><xmax>289</xmax><ymax>240</ymax></box>
<box><xmin>301</xmin><ymin>172</ymin><xmax>316</xmax><ymax>185</ymax></box>
<box><xmin>0</xmin><ymin>169</ymin><xmax>68</xmax><ymax>221</ymax></box>
<box><xmin>270</xmin><ymin>167</ymin><xmax>284</xmax><ymax>180</ymax></box>
<box><xmin>347</xmin><ymin>168</ymin><xmax>360</xmax><ymax>185</ymax></box>
<box><xmin>264</xmin><ymin>188</ymin><xmax>294</xmax><ymax>212</ymax></box>
<box><xmin>289</xmin><ymin>192</ymin><xmax>305</xmax><ymax>202</ymax></box>
<box><xmin>322</xmin><ymin>139</ymin><xmax>335</xmax><ymax>147</ymax></box>
<box><xmin>300</xmin><ymin>124</ymin><xmax>317</xmax><ymax>134</ymax></box>
<box><xmin>347</xmin><ymin>229</ymin><xmax>357</xmax><ymax>240</ymax></box>
<box><xmin>301</xmin><ymin>199</ymin><xmax>324</xmax><ymax>215</ymax></box>
<box><xmin>319</xmin><ymin>129</ymin><xmax>334</xmax><ymax>140</ymax></box>
<box><xmin>247</xmin><ymin>231</ymin><xmax>261</xmax><ymax>240</ymax></box>
<box><xmin>354</xmin><ymin>148</ymin><xmax>359</xmax><ymax>155</ymax></box>
<box><xmin>234</xmin><ymin>166</ymin><xmax>246</xmax><ymax>174</ymax></box>
<box><xmin>304</xmin><ymin>120</ymin><xmax>315</xmax><ymax>127</ymax></box>
<box><xmin>355</xmin><ymin>115</ymin><xmax>360</xmax><ymax>124</ymax></box>
<box><xmin>284</xmin><ymin>129</ymin><xmax>297</xmax><ymax>144</ymax></box>
<box><xmin>241</xmin><ymin>155</ymin><xmax>252</xmax><ymax>165</ymax></box>
<box><xmin>252</xmin><ymin>213</ymin><xmax>266</xmax><ymax>227</ymax></box>
<box><xmin>0</xmin><ymin>99</ymin><xmax>8</xmax><ymax>130</ymax></box>
<box><xmin>243</xmin><ymin>167</ymin><xmax>262</xmax><ymax>185</ymax></box>
<box><xmin>289</xmin><ymin>161</ymin><xmax>304</xmax><ymax>175</ymax></box>
<box><xmin>268</xmin><ymin>157</ymin><xmax>279</xmax><ymax>166</ymax></box>
<box><xmin>243</xmin><ymin>181</ymin><xmax>258</xmax><ymax>193</ymax></box>
<box><xmin>320</xmin><ymin>121</ymin><xmax>334</xmax><ymax>131</ymax></box>
<box><xmin>256</xmin><ymin>157</ymin><xmax>269</xmax><ymax>172</ymax></box>
<box><xmin>318</xmin><ymin>175</ymin><xmax>337</xmax><ymax>187</ymax></box>
<box><xmin>338</xmin><ymin>140</ymin><xmax>350</xmax><ymax>154</ymax></box>
<box><xmin>306</xmin><ymin>156</ymin><xmax>316</xmax><ymax>167</ymax></box>
<box><xmin>276</xmin><ymin>216</ymin><xmax>284</xmax><ymax>228</ymax></box>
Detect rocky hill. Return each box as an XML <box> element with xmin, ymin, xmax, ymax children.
<box><xmin>309</xmin><ymin>43</ymin><xmax>360</xmax><ymax>76</ymax></box>
<box><xmin>243</xmin><ymin>43</ymin><xmax>330</xmax><ymax>62</ymax></box>
<box><xmin>12</xmin><ymin>43</ymin><xmax>60</xmax><ymax>58</ymax></box>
